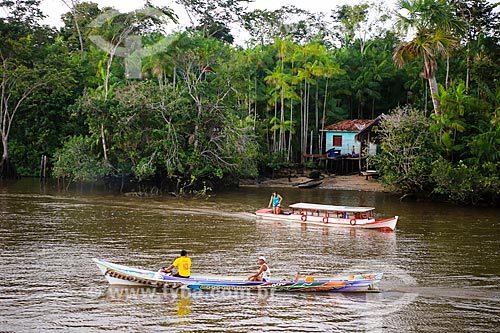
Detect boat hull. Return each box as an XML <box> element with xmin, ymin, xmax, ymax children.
<box><xmin>255</xmin><ymin>208</ymin><xmax>398</xmax><ymax>231</ymax></box>
<box><xmin>93</xmin><ymin>259</ymin><xmax>382</xmax><ymax>292</ymax></box>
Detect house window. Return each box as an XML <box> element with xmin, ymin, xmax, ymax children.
<box><xmin>332</xmin><ymin>135</ymin><xmax>342</xmax><ymax>147</ymax></box>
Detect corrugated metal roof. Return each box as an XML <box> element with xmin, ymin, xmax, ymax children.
<box><xmin>322</xmin><ymin>119</ymin><xmax>373</xmax><ymax>132</ymax></box>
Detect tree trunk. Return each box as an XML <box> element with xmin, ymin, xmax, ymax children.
<box><xmin>0</xmin><ymin>158</ymin><xmax>18</xmax><ymax>178</ymax></box>
<box><xmin>445</xmin><ymin>55</ymin><xmax>450</xmax><ymax>90</ymax></box>
<box><xmin>320</xmin><ymin>78</ymin><xmax>329</xmax><ymax>155</ymax></box>
<box><xmin>300</xmin><ymin>87</ymin><xmax>304</xmax><ymax>164</ymax></box>
<box><xmin>1</xmin><ymin>131</ymin><xmax>8</xmax><ymax>166</ymax></box>
<box><xmin>253</xmin><ymin>76</ymin><xmax>257</xmax><ymax>131</ymax></box>
<box><xmin>428</xmin><ymin>76</ymin><xmax>440</xmax><ymax>115</ymax></box>
<box><xmin>100</xmin><ymin>52</ymin><xmax>114</xmax><ymax>162</ymax></box>
<box><xmin>315</xmin><ymin>84</ymin><xmax>319</xmax><ymax>132</ymax></box>
<box><xmin>280</xmin><ymin>88</ymin><xmax>285</xmax><ymax>154</ymax></box>
<box><xmin>100</xmin><ymin>123</ymin><xmax>108</xmax><ymax>161</ymax></box>
<box><xmin>288</xmin><ymin>100</ymin><xmax>293</xmax><ymax>161</ymax></box>
<box><xmin>273</xmin><ymin>95</ymin><xmax>277</xmax><ymax>153</ymax></box>
<box><xmin>61</xmin><ymin>0</ymin><xmax>84</xmax><ymax>56</ymax></box>
<box><xmin>1</xmin><ymin>134</ymin><xmax>18</xmax><ymax>178</ymax></box>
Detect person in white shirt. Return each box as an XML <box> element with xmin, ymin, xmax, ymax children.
<box><xmin>248</xmin><ymin>256</ymin><xmax>271</xmax><ymax>282</ymax></box>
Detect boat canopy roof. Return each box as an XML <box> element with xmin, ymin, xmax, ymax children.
<box><xmin>289</xmin><ymin>203</ymin><xmax>375</xmax><ymax>212</ymax></box>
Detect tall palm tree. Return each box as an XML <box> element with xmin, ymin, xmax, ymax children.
<box><xmin>392</xmin><ymin>0</ymin><xmax>462</xmax><ymax>115</ymax></box>
<box><xmin>265</xmin><ymin>38</ymin><xmax>296</xmax><ymax>156</ymax></box>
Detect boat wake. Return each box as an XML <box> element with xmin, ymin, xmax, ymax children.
<box><xmin>388</xmin><ymin>286</ymin><xmax>500</xmax><ymax>303</ymax></box>
<box><xmin>163</xmin><ymin>207</ymin><xmax>257</xmax><ymax>221</ymax></box>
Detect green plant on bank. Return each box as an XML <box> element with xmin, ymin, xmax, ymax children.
<box><xmin>265</xmin><ymin>152</ymin><xmax>295</xmax><ymax>177</ymax></box>
<box><xmin>427</xmin><ymin>80</ymin><xmax>500</xmax><ymax>204</ymax></box>
<box><xmin>52</xmin><ymin>135</ymin><xmax>111</xmax><ymax>190</ymax></box>
<box><xmin>372</xmin><ymin>95</ymin><xmax>500</xmax><ymax>204</ymax></box>
<box><xmin>303</xmin><ymin>159</ymin><xmax>315</xmax><ymax>169</ymax></box>
<box><xmin>430</xmin><ymin>158</ymin><xmax>500</xmax><ymax>205</ymax></box>
<box><xmin>370</xmin><ymin>105</ymin><xmax>440</xmax><ymax>195</ymax></box>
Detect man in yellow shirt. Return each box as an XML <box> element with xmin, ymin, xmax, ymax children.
<box><xmin>160</xmin><ymin>250</ymin><xmax>191</xmax><ymax>278</ymax></box>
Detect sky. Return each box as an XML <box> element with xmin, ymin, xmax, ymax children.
<box><xmin>12</xmin><ymin>0</ymin><xmax>499</xmax><ymax>29</ymax></box>
<box><xmin>34</xmin><ymin>0</ymin><xmax>497</xmax><ymax>45</ymax></box>
<box><xmin>39</xmin><ymin>0</ymin><xmax>390</xmax><ymax>28</ymax></box>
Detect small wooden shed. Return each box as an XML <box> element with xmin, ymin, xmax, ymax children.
<box><xmin>354</xmin><ymin>114</ymin><xmax>385</xmax><ymax>145</ymax></box>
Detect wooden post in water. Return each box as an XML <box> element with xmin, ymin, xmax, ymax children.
<box><xmin>44</xmin><ymin>155</ymin><xmax>47</xmax><ymax>180</ymax></box>
<box><xmin>40</xmin><ymin>155</ymin><xmax>47</xmax><ymax>182</ymax></box>
<box><xmin>40</xmin><ymin>155</ymin><xmax>43</xmax><ymax>181</ymax></box>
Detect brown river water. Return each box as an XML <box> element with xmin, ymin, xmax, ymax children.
<box><xmin>1</xmin><ymin>178</ymin><xmax>499</xmax><ymax>332</ymax></box>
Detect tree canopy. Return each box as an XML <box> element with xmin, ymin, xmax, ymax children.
<box><xmin>0</xmin><ymin>0</ymin><xmax>499</xmax><ymax>204</ymax></box>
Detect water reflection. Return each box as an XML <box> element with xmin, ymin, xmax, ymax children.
<box><xmin>176</xmin><ymin>296</ymin><xmax>191</xmax><ymax>318</ymax></box>
<box><xmin>98</xmin><ymin>286</ymin><xmax>408</xmax><ymax>331</ymax></box>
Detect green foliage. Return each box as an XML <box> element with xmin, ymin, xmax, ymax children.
<box><xmin>66</xmin><ymin>35</ymin><xmax>260</xmax><ymax>193</ymax></box>
<box><xmin>371</xmin><ymin>105</ymin><xmax>439</xmax><ymax>194</ymax></box>
<box><xmin>263</xmin><ymin>152</ymin><xmax>294</xmax><ymax>176</ymax></box>
<box><xmin>304</xmin><ymin>159</ymin><xmax>315</xmax><ymax>169</ymax></box>
<box><xmin>1</xmin><ymin>0</ymin><xmax>499</xmax><ymax>204</ymax></box>
<box><xmin>242</xmin><ymin>5</ymin><xmax>323</xmax><ymax>45</ymax></box>
<box><xmin>468</xmin><ymin>124</ymin><xmax>500</xmax><ymax>162</ymax></box>
<box><xmin>425</xmin><ymin>79</ymin><xmax>500</xmax><ymax>204</ymax></box>
<box><xmin>430</xmin><ymin>158</ymin><xmax>500</xmax><ymax>204</ymax></box>
<box><xmin>52</xmin><ymin>135</ymin><xmax>111</xmax><ymax>188</ymax></box>
<box><xmin>373</xmin><ymin>86</ymin><xmax>500</xmax><ymax>204</ymax></box>
<box><xmin>0</xmin><ymin>9</ymin><xmax>86</xmax><ymax>176</ymax></box>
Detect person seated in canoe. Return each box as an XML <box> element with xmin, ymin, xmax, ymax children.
<box><xmin>160</xmin><ymin>250</ymin><xmax>191</xmax><ymax>278</ymax></box>
<box><xmin>248</xmin><ymin>256</ymin><xmax>271</xmax><ymax>282</ymax></box>
<box><xmin>268</xmin><ymin>192</ymin><xmax>283</xmax><ymax>214</ymax></box>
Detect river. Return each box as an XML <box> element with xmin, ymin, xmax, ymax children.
<box><xmin>0</xmin><ymin>178</ymin><xmax>499</xmax><ymax>332</ymax></box>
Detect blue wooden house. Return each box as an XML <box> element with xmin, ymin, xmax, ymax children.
<box><xmin>321</xmin><ymin>119</ymin><xmax>376</xmax><ymax>157</ymax></box>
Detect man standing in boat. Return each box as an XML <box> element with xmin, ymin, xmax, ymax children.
<box><xmin>248</xmin><ymin>256</ymin><xmax>271</xmax><ymax>282</ymax></box>
<box><xmin>160</xmin><ymin>250</ymin><xmax>191</xmax><ymax>278</ymax></box>
<box><xmin>268</xmin><ymin>192</ymin><xmax>283</xmax><ymax>214</ymax></box>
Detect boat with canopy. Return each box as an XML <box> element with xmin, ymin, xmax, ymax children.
<box><xmin>256</xmin><ymin>202</ymin><xmax>398</xmax><ymax>231</ymax></box>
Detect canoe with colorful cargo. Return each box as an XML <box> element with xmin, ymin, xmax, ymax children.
<box><xmin>93</xmin><ymin>258</ymin><xmax>383</xmax><ymax>292</ymax></box>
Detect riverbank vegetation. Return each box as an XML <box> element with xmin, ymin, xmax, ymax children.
<box><xmin>0</xmin><ymin>0</ymin><xmax>499</xmax><ymax>205</ymax></box>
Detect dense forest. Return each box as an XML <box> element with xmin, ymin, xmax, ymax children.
<box><xmin>0</xmin><ymin>0</ymin><xmax>499</xmax><ymax>205</ymax></box>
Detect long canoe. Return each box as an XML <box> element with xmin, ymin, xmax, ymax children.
<box><xmin>256</xmin><ymin>202</ymin><xmax>398</xmax><ymax>231</ymax></box>
<box><xmin>93</xmin><ymin>258</ymin><xmax>383</xmax><ymax>292</ymax></box>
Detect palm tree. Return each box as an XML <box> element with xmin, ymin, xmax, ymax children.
<box><xmin>392</xmin><ymin>0</ymin><xmax>462</xmax><ymax>115</ymax></box>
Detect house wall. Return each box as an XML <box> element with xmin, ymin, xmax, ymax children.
<box><xmin>324</xmin><ymin>131</ymin><xmax>377</xmax><ymax>155</ymax></box>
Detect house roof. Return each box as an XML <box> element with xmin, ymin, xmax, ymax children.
<box><xmin>322</xmin><ymin>119</ymin><xmax>373</xmax><ymax>132</ymax></box>
<box><xmin>355</xmin><ymin>114</ymin><xmax>385</xmax><ymax>143</ymax></box>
